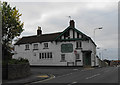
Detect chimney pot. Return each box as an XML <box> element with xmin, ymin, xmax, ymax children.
<box><xmin>37</xmin><ymin>26</ymin><xmax>42</xmax><ymax>35</ymax></box>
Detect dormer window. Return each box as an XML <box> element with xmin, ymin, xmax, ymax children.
<box><xmin>33</xmin><ymin>44</ymin><xmax>38</xmax><ymax>50</ymax></box>
<box><xmin>44</xmin><ymin>43</ymin><xmax>48</xmax><ymax>49</ymax></box>
<box><xmin>25</xmin><ymin>44</ymin><xmax>29</xmax><ymax>50</ymax></box>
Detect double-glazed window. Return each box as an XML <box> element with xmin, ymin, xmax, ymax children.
<box><xmin>76</xmin><ymin>41</ymin><xmax>82</xmax><ymax>49</ymax></box>
<box><xmin>25</xmin><ymin>44</ymin><xmax>29</xmax><ymax>50</ymax></box>
<box><xmin>33</xmin><ymin>44</ymin><xmax>38</xmax><ymax>50</ymax></box>
<box><xmin>39</xmin><ymin>52</ymin><xmax>52</xmax><ymax>59</ymax></box>
<box><xmin>60</xmin><ymin>54</ymin><xmax>66</xmax><ymax>62</ymax></box>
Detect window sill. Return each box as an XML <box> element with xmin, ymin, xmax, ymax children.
<box><xmin>25</xmin><ymin>49</ymin><xmax>30</xmax><ymax>50</ymax></box>
<box><xmin>76</xmin><ymin>59</ymin><xmax>81</xmax><ymax>61</ymax></box>
<box><xmin>33</xmin><ymin>49</ymin><xmax>38</xmax><ymax>51</ymax></box>
<box><xmin>60</xmin><ymin>60</ymin><xmax>66</xmax><ymax>62</ymax></box>
<box><xmin>75</xmin><ymin>48</ymin><xmax>82</xmax><ymax>50</ymax></box>
<box><xmin>43</xmin><ymin>48</ymin><xmax>49</xmax><ymax>49</ymax></box>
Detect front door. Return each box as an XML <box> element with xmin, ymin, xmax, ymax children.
<box><xmin>83</xmin><ymin>52</ymin><xmax>91</xmax><ymax>66</ymax></box>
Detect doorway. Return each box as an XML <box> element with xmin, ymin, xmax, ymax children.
<box><xmin>82</xmin><ymin>51</ymin><xmax>92</xmax><ymax>67</ymax></box>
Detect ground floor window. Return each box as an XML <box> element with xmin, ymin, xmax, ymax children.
<box><xmin>60</xmin><ymin>54</ymin><xmax>66</xmax><ymax>62</ymax></box>
<box><xmin>39</xmin><ymin>53</ymin><xmax>41</xmax><ymax>59</ymax></box>
<box><xmin>39</xmin><ymin>52</ymin><xmax>52</xmax><ymax>59</ymax></box>
<box><xmin>76</xmin><ymin>54</ymin><xmax>80</xmax><ymax>60</ymax></box>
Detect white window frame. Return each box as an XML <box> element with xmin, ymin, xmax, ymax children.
<box><xmin>25</xmin><ymin>44</ymin><xmax>29</xmax><ymax>50</ymax></box>
<box><xmin>50</xmin><ymin>52</ymin><xmax>52</xmax><ymax>58</ymax></box>
<box><xmin>39</xmin><ymin>53</ymin><xmax>41</xmax><ymax>59</ymax></box>
<box><xmin>76</xmin><ymin>54</ymin><xmax>80</xmax><ymax>60</ymax></box>
<box><xmin>33</xmin><ymin>44</ymin><xmax>38</xmax><ymax>50</ymax></box>
<box><xmin>39</xmin><ymin>52</ymin><xmax>53</xmax><ymax>59</ymax></box>
<box><xmin>76</xmin><ymin>41</ymin><xmax>82</xmax><ymax>49</ymax></box>
<box><xmin>60</xmin><ymin>54</ymin><xmax>66</xmax><ymax>62</ymax></box>
<box><xmin>44</xmin><ymin>43</ymin><xmax>48</xmax><ymax>49</ymax></box>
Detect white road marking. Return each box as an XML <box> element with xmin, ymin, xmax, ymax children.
<box><xmin>72</xmin><ymin>81</ymin><xmax>77</xmax><ymax>84</ymax></box>
<box><xmin>57</xmin><ymin>73</ymin><xmax>73</xmax><ymax>78</ymax></box>
<box><xmin>67</xmin><ymin>81</ymin><xmax>77</xmax><ymax>85</ymax></box>
<box><xmin>86</xmin><ymin>74</ymin><xmax>100</xmax><ymax>79</ymax></box>
<box><xmin>73</xmin><ymin>69</ymin><xmax>78</xmax><ymax>70</ymax></box>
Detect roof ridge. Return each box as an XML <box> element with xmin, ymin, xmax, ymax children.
<box><xmin>22</xmin><ymin>32</ymin><xmax>62</xmax><ymax>38</ymax></box>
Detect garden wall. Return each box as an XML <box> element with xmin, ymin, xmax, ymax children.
<box><xmin>8</xmin><ymin>63</ymin><xmax>30</xmax><ymax>79</ymax></box>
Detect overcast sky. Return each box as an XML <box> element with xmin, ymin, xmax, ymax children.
<box><xmin>3</xmin><ymin>0</ymin><xmax>118</xmax><ymax>60</ymax></box>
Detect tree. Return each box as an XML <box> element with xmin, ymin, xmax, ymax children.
<box><xmin>2</xmin><ymin>2</ymin><xmax>24</xmax><ymax>59</ymax></box>
<box><xmin>1</xmin><ymin>2</ymin><xmax>24</xmax><ymax>79</ymax></box>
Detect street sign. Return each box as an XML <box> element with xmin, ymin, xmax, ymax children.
<box><xmin>74</xmin><ymin>50</ymin><xmax>77</xmax><ymax>54</ymax></box>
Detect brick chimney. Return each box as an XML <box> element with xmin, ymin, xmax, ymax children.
<box><xmin>37</xmin><ymin>26</ymin><xmax>42</xmax><ymax>35</ymax></box>
<box><xmin>69</xmin><ymin>20</ymin><xmax>75</xmax><ymax>28</ymax></box>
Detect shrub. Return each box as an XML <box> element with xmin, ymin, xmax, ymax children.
<box><xmin>8</xmin><ymin>58</ymin><xmax>29</xmax><ymax>65</ymax></box>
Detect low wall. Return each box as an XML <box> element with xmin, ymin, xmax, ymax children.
<box><xmin>99</xmin><ymin>61</ymin><xmax>108</xmax><ymax>67</ymax></box>
<box><xmin>8</xmin><ymin>63</ymin><xmax>30</xmax><ymax>80</ymax></box>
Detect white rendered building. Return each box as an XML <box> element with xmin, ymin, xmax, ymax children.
<box><xmin>13</xmin><ymin>20</ymin><xmax>98</xmax><ymax>67</ymax></box>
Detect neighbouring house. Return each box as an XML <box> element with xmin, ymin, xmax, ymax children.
<box><xmin>110</xmin><ymin>60</ymin><xmax>120</xmax><ymax>66</ymax></box>
<box><xmin>13</xmin><ymin>20</ymin><xmax>98</xmax><ymax>67</ymax></box>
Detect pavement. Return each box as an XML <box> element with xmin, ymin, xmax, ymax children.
<box><xmin>2</xmin><ymin>66</ymin><xmax>86</xmax><ymax>85</ymax></box>
<box><xmin>2</xmin><ymin>71</ymin><xmax>51</xmax><ymax>84</ymax></box>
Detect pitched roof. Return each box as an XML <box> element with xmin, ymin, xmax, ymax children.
<box><xmin>15</xmin><ymin>20</ymin><xmax>96</xmax><ymax>46</ymax></box>
<box><xmin>54</xmin><ymin>26</ymin><xmax>89</xmax><ymax>40</ymax></box>
<box><xmin>14</xmin><ymin>32</ymin><xmax>62</xmax><ymax>45</ymax></box>
<box><xmin>54</xmin><ymin>26</ymin><xmax>96</xmax><ymax>46</ymax></box>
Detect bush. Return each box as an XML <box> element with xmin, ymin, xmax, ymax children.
<box><xmin>8</xmin><ymin>58</ymin><xmax>29</xmax><ymax>65</ymax></box>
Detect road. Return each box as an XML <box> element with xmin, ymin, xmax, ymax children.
<box><xmin>29</xmin><ymin>66</ymin><xmax>119</xmax><ymax>84</ymax></box>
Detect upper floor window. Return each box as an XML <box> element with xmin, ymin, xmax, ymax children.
<box><xmin>44</xmin><ymin>43</ymin><xmax>48</xmax><ymax>49</ymax></box>
<box><xmin>25</xmin><ymin>44</ymin><xmax>29</xmax><ymax>50</ymax></box>
<box><xmin>76</xmin><ymin>41</ymin><xmax>82</xmax><ymax>49</ymax></box>
<box><xmin>33</xmin><ymin>44</ymin><xmax>38</xmax><ymax>50</ymax></box>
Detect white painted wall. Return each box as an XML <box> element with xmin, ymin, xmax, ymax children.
<box><xmin>13</xmin><ymin>39</ymin><xmax>97</xmax><ymax>66</ymax></box>
<box><xmin>70</xmin><ymin>29</ymin><xmax>73</xmax><ymax>38</ymax></box>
